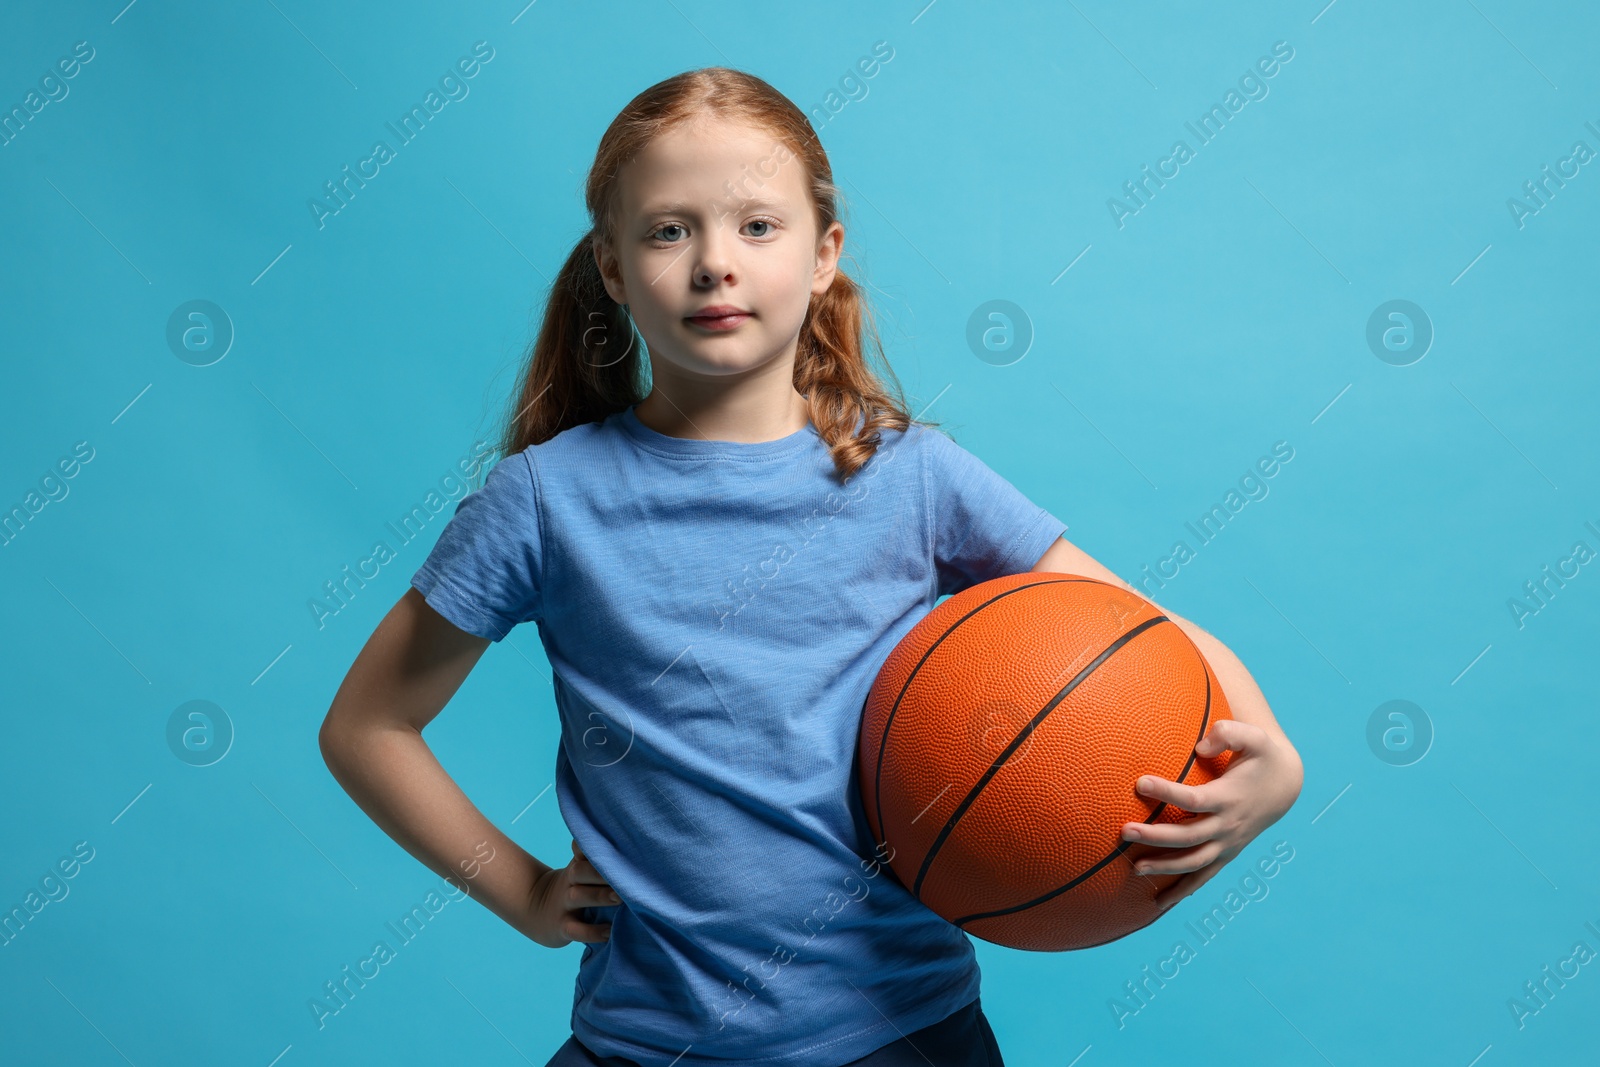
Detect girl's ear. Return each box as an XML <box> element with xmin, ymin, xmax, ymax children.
<box><xmin>811</xmin><ymin>220</ymin><xmax>845</xmax><ymax>296</ymax></box>
<box><xmin>593</xmin><ymin>235</ymin><xmax>628</xmax><ymax>305</ymax></box>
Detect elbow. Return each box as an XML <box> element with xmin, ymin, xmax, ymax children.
<box><xmin>1274</xmin><ymin>711</ymin><xmax>1304</xmax><ymax>783</ymax></box>
<box><xmin>1285</xmin><ymin>743</ymin><xmax>1305</xmax><ymax>800</ymax></box>
<box><xmin>318</xmin><ymin>711</ymin><xmax>349</xmax><ymax>773</ymax></box>
<box><xmin>1275</xmin><ymin>731</ymin><xmax>1305</xmax><ymax>812</ymax></box>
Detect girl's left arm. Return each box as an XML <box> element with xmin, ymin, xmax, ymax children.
<box><xmin>1029</xmin><ymin>535</ymin><xmax>1304</xmax><ymax>909</ymax></box>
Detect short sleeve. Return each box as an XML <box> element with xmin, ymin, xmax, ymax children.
<box><xmin>922</xmin><ymin>427</ymin><xmax>1068</xmax><ymax>598</ymax></box>
<box><xmin>410</xmin><ymin>450</ymin><xmax>542</xmax><ymax>640</ymax></box>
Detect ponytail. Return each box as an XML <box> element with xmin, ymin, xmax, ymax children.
<box><xmin>794</xmin><ymin>265</ymin><xmax>917</xmax><ymax>481</ymax></box>
<box><xmin>494</xmin><ymin>228</ymin><xmax>647</xmax><ymax>462</ymax></box>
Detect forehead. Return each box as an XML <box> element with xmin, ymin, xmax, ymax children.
<box><xmin>618</xmin><ymin>115</ymin><xmax>807</xmax><ymax>217</ymax></box>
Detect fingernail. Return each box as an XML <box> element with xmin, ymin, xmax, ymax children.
<box><xmin>608</xmin><ymin>892</ymin><xmax>621</xmax><ymax>903</ymax></box>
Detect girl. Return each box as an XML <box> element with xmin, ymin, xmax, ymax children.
<box><xmin>320</xmin><ymin>68</ymin><xmax>1303</xmax><ymax>1067</ymax></box>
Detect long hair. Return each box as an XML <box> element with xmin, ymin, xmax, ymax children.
<box><xmin>492</xmin><ymin>66</ymin><xmax>931</xmax><ymax>482</ymax></box>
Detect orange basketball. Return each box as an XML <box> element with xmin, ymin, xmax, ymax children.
<box><xmin>858</xmin><ymin>572</ymin><xmax>1233</xmax><ymax>952</ymax></box>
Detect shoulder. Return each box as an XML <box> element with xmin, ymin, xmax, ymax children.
<box><xmin>836</xmin><ymin>418</ymin><xmax>937</xmax><ymax>485</ymax></box>
<box><xmin>507</xmin><ymin>414</ymin><xmax>622</xmax><ymax>476</ymax></box>
<box><xmin>906</xmin><ymin>422</ymin><xmax>956</xmax><ymax>452</ymax></box>
<box><xmin>904</xmin><ymin>422</ymin><xmax>978</xmax><ymax>473</ymax></box>
<box><xmin>863</xmin><ymin>416</ymin><xmax>948</xmax><ymax>456</ymax></box>
<box><xmin>913</xmin><ymin>424</ymin><xmax>1034</xmax><ymax>503</ymax></box>
<box><xmin>527</xmin><ymin>415</ymin><xmax>612</xmax><ymax>456</ymax></box>
<box><xmin>482</xmin><ymin>446</ymin><xmax>535</xmax><ymax>487</ymax></box>
<box><xmin>460</xmin><ymin>449</ymin><xmax>538</xmax><ymax>522</ymax></box>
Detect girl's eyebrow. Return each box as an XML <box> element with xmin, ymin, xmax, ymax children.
<box><xmin>639</xmin><ymin>196</ymin><xmax>788</xmax><ymax>216</ymax></box>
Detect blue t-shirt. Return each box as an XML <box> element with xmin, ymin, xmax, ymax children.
<box><xmin>411</xmin><ymin>404</ymin><xmax>1067</xmax><ymax>1067</ymax></box>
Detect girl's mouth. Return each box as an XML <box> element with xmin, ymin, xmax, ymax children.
<box><xmin>686</xmin><ymin>310</ymin><xmax>752</xmax><ymax>331</ymax></box>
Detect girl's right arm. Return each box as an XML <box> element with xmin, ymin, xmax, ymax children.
<box><xmin>318</xmin><ymin>586</ymin><xmax>619</xmax><ymax>948</ymax></box>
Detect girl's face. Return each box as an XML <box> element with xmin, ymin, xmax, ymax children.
<box><xmin>594</xmin><ymin>115</ymin><xmax>844</xmax><ymax>391</ymax></box>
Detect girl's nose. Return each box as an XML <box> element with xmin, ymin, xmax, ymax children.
<box><xmin>694</xmin><ymin>232</ymin><xmax>735</xmax><ymax>286</ymax></box>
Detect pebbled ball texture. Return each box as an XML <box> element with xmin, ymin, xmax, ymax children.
<box><xmin>859</xmin><ymin>572</ymin><xmax>1233</xmax><ymax>952</ymax></box>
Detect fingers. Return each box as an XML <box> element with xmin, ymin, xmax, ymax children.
<box><xmin>1122</xmin><ymin>815</ymin><xmax>1218</xmax><ymax>848</ymax></box>
<box><xmin>1151</xmin><ymin>871</ymin><xmax>1196</xmax><ymax>909</ymax></box>
<box><xmin>564</xmin><ymin>916</ymin><xmax>612</xmax><ymax>943</ymax></box>
<box><xmin>568</xmin><ymin>841</ymin><xmax>611</xmax><ymax>887</ymax></box>
<box><xmin>1131</xmin><ymin>839</ymin><xmax>1224</xmax><ymax>877</ymax></box>
<box><xmin>1152</xmin><ymin>866</ymin><xmax>1212</xmax><ymax>910</ymax></box>
<box><xmin>1134</xmin><ymin>774</ymin><xmax>1221</xmax><ymax>813</ymax></box>
<box><xmin>1196</xmin><ymin>718</ymin><xmax>1265</xmax><ymax>756</ymax></box>
<box><xmin>568</xmin><ymin>856</ymin><xmax>606</xmax><ymax>884</ymax></box>
<box><xmin>567</xmin><ymin>880</ymin><xmax>622</xmax><ymax>908</ymax></box>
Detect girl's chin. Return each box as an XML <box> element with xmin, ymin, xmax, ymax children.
<box><xmin>653</xmin><ymin>350</ymin><xmax>783</xmax><ymax>378</ymax></box>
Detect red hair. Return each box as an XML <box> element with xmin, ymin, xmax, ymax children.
<box><xmin>493</xmin><ymin>66</ymin><xmax>932</xmax><ymax>482</ymax></box>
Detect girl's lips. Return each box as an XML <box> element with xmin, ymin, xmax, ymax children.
<box><xmin>685</xmin><ymin>312</ymin><xmax>751</xmax><ymax>331</ymax></box>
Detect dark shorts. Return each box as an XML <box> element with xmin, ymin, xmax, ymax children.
<box><xmin>543</xmin><ymin>997</ymin><xmax>1004</xmax><ymax>1067</ymax></box>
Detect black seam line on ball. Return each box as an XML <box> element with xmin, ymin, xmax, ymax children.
<box><xmin>951</xmin><ymin>648</ymin><xmax>1215</xmax><ymax>929</ymax></box>
<box><xmin>911</xmin><ymin>612</ymin><xmax>1171</xmax><ymax>902</ymax></box>
<box><xmin>870</xmin><ymin>577</ymin><xmax>1105</xmax><ymax>856</ymax></box>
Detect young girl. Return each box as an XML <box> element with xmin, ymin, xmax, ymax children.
<box><xmin>320</xmin><ymin>68</ymin><xmax>1303</xmax><ymax>1067</ymax></box>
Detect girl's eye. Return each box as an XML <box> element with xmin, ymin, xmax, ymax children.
<box><xmin>648</xmin><ymin>218</ymin><xmax>779</xmax><ymax>243</ymax></box>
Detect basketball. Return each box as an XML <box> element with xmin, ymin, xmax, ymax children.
<box><xmin>858</xmin><ymin>572</ymin><xmax>1234</xmax><ymax>952</ymax></box>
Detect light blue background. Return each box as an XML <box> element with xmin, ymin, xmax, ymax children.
<box><xmin>3</xmin><ymin>1</ymin><xmax>1596</xmax><ymax>1064</ymax></box>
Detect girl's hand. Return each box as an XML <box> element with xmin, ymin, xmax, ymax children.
<box><xmin>521</xmin><ymin>839</ymin><xmax>621</xmax><ymax>948</ymax></box>
<box><xmin>1119</xmin><ymin>718</ymin><xmax>1303</xmax><ymax>910</ymax></box>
